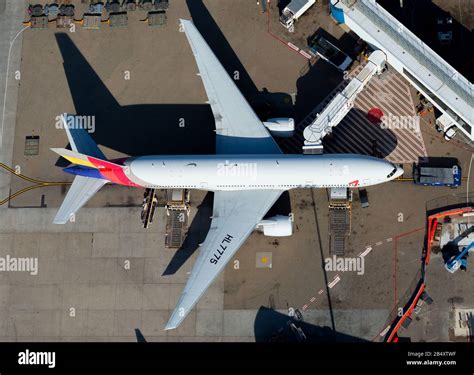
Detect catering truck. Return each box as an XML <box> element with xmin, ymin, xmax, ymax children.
<box><xmin>279</xmin><ymin>0</ymin><xmax>316</xmax><ymax>29</ymax></box>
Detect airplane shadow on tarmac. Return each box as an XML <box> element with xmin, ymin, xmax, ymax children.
<box><xmin>54</xmin><ymin>0</ymin><xmax>397</xmax><ymax>280</ymax></box>
<box><xmin>254</xmin><ymin>307</ymin><xmax>368</xmax><ymax>342</ymax></box>
<box><xmin>134</xmin><ymin>306</ymin><xmax>368</xmax><ymax>342</ymax></box>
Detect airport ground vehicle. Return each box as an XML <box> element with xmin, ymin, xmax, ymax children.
<box><xmin>435</xmin><ymin>112</ymin><xmax>458</xmax><ymax>141</ymax></box>
<box><xmin>308</xmin><ymin>34</ymin><xmax>353</xmax><ymax>72</ymax></box>
<box><xmin>359</xmin><ymin>188</ymin><xmax>369</xmax><ymax>208</ymax></box>
<box><xmin>437</xmin><ymin>14</ymin><xmax>453</xmax><ymax>46</ymax></box>
<box><xmin>413</xmin><ymin>163</ymin><xmax>461</xmax><ymax>188</ymax></box>
<box><xmin>445</xmin><ymin>241</ymin><xmax>473</xmax><ymax>273</ymax></box>
<box><xmin>279</xmin><ymin>0</ymin><xmax>315</xmax><ymax>29</ymax></box>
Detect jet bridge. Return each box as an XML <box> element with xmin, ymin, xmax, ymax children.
<box><xmin>330</xmin><ymin>0</ymin><xmax>474</xmax><ymax>141</ymax></box>
<box><xmin>303</xmin><ymin>50</ymin><xmax>387</xmax><ymax>153</ymax></box>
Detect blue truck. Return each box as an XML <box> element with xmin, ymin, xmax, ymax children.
<box><xmin>413</xmin><ymin>163</ymin><xmax>461</xmax><ymax>187</ymax></box>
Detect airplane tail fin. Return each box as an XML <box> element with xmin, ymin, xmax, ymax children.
<box><xmin>60</xmin><ymin>113</ymin><xmax>106</xmax><ymax>159</ymax></box>
<box><xmin>52</xmin><ymin>115</ymin><xmax>127</xmax><ymax>224</ymax></box>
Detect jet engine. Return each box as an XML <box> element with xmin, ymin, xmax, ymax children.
<box><xmin>256</xmin><ymin>215</ymin><xmax>293</xmax><ymax>237</ymax></box>
<box><xmin>263</xmin><ymin>118</ymin><xmax>295</xmax><ymax>138</ymax></box>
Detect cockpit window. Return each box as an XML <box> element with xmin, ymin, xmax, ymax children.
<box><xmin>387</xmin><ymin>164</ymin><xmax>398</xmax><ymax>178</ymax></box>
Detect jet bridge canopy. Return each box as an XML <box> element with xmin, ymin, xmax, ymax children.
<box><xmin>330</xmin><ymin>0</ymin><xmax>474</xmax><ymax>141</ymax></box>
<box><xmin>303</xmin><ymin>50</ymin><xmax>387</xmax><ymax>151</ymax></box>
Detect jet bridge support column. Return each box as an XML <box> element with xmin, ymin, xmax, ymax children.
<box><xmin>302</xmin><ymin>50</ymin><xmax>387</xmax><ymax>154</ymax></box>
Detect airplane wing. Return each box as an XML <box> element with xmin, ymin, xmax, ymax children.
<box><xmin>53</xmin><ymin>175</ymin><xmax>107</xmax><ymax>224</ymax></box>
<box><xmin>180</xmin><ymin>19</ymin><xmax>282</xmax><ymax>155</ymax></box>
<box><xmin>165</xmin><ymin>189</ymin><xmax>283</xmax><ymax>330</ymax></box>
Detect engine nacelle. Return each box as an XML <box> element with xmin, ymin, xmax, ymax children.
<box><xmin>256</xmin><ymin>215</ymin><xmax>293</xmax><ymax>237</ymax></box>
<box><xmin>263</xmin><ymin>118</ymin><xmax>295</xmax><ymax>138</ymax></box>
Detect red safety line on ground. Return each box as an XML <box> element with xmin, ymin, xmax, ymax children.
<box><xmin>266</xmin><ymin>0</ymin><xmax>310</xmax><ymax>59</ymax></box>
<box><xmin>386</xmin><ymin>209</ymin><xmax>472</xmax><ymax>342</ymax></box>
<box><xmin>394</xmin><ymin>226</ymin><xmax>425</xmax><ymax>240</ymax></box>
<box><xmin>392</xmin><ymin>226</ymin><xmax>424</xmax><ymax>328</ymax></box>
<box><xmin>387</xmin><ymin>283</ymin><xmax>426</xmax><ymax>342</ymax></box>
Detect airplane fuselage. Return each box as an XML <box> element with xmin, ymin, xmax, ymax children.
<box><xmin>118</xmin><ymin>153</ymin><xmax>403</xmax><ymax>190</ymax></box>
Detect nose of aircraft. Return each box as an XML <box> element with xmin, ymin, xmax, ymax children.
<box><xmin>394</xmin><ymin>165</ymin><xmax>404</xmax><ymax>178</ymax></box>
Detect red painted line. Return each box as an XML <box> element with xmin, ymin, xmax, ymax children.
<box><xmin>425</xmin><ymin>218</ymin><xmax>438</xmax><ymax>264</ymax></box>
<box><xmin>392</xmin><ymin>228</ymin><xmax>424</xmax><ymax>311</ymax></box>
<box><xmin>266</xmin><ymin>0</ymin><xmax>308</xmax><ymax>59</ymax></box>
<box><xmin>387</xmin><ymin>283</ymin><xmax>426</xmax><ymax>342</ymax></box>
<box><xmin>393</xmin><ymin>235</ymin><xmax>398</xmax><ymax>313</ymax></box>
<box><xmin>385</xmin><ymin>208</ymin><xmax>473</xmax><ymax>342</ymax></box>
<box><xmin>390</xmin><ymin>226</ymin><xmax>426</xmax><ymax>341</ymax></box>
<box><xmin>394</xmin><ymin>226</ymin><xmax>425</xmax><ymax>239</ymax></box>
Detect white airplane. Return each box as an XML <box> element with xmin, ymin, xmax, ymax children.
<box><xmin>51</xmin><ymin>19</ymin><xmax>403</xmax><ymax>330</ymax></box>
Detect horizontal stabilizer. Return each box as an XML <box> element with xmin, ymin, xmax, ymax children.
<box><xmin>51</xmin><ymin>147</ymin><xmax>123</xmax><ymax>169</ymax></box>
<box><xmin>54</xmin><ymin>175</ymin><xmax>107</xmax><ymax>224</ymax></box>
<box><xmin>51</xmin><ymin>147</ymin><xmax>99</xmax><ymax>168</ymax></box>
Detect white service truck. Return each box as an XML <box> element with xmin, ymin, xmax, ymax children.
<box><xmin>279</xmin><ymin>0</ymin><xmax>316</xmax><ymax>29</ymax></box>
<box><xmin>435</xmin><ymin>112</ymin><xmax>458</xmax><ymax>141</ymax></box>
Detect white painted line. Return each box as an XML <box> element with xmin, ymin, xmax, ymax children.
<box><xmin>1</xmin><ymin>26</ymin><xmax>30</xmax><ymax>147</ymax></box>
<box><xmin>318</xmin><ymin>290</ymin><xmax>324</xmax><ymax>295</ymax></box>
<box><xmin>328</xmin><ymin>275</ymin><xmax>341</xmax><ymax>289</ymax></box>
<box><xmin>310</xmin><ymin>297</ymin><xmax>316</xmax><ymax>302</ymax></box>
<box><xmin>287</xmin><ymin>42</ymin><xmax>299</xmax><ymax>51</ymax></box>
<box><xmin>380</xmin><ymin>325</ymin><xmax>391</xmax><ymax>336</ymax></box>
<box><xmin>299</xmin><ymin>50</ymin><xmax>312</xmax><ymax>59</ymax></box>
<box><xmin>302</xmin><ymin>304</ymin><xmax>308</xmax><ymax>310</ymax></box>
<box><xmin>360</xmin><ymin>247</ymin><xmax>372</xmax><ymax>258</ymax></box>
<box><xmin>375</xmin><ymin>241</ymin><xmax>383</xmax><ymax>246</ymax></box>
<box><xmin>386</xmin><ymin>238</ymin><xmax>393</xmax><ymax>242</ymax></box>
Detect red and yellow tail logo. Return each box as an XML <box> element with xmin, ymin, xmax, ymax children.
<box><xmin>50</xmin><ymin>148</ymin><xmax>141</xmax><ymax>187</ymax></box>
